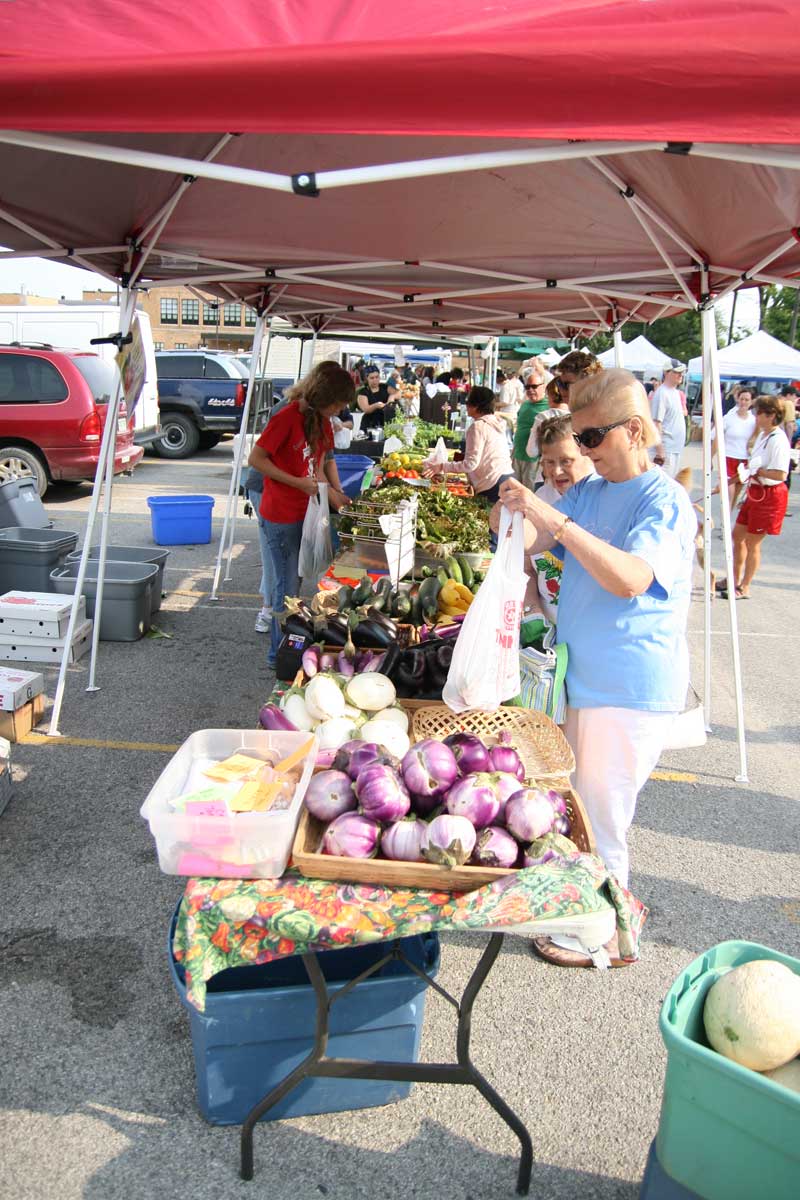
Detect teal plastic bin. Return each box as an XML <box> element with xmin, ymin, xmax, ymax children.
<box><xmin>656</xmin><ymin>940</ymin><xmax>800</xmax><ymax>1200</ymax></box>
<box><xmin>147</xmin><ymin>495</ymin><xmax>214</xmax><ymax>545</ymax></box>
<box><xmin>169</xmin><ymin>907</ymin><xmax>440</xmax><ymax>1125</ymax></box>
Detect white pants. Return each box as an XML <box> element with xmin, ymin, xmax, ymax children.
<box><xmin>564</xmin><ymin>706</ymin><xmax>674</xmax><ymax>890</ymax></box>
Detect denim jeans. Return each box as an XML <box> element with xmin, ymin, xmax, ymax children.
<box><xmin>247</xmin><ymin>487</ymin><xmax>271</xmax><ymax>606</ymax></box>
<box><xmin>264</xmin><ymin>518</ymin><xmax>304</xmax><ymax>664</ymax></box>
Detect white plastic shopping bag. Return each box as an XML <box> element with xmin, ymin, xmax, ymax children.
<box><xmin>424</xmin><ymin>437</ymin><xmax>449</xmax><ymax>471</ymax></box>
<box><xmin>442</xmin><ymin>507</ymin><xmax>529</xmax><ymax>712</ymax></box>
<box><xmin>298</xmin><ymin>481</ymin><xmax>333</xmax><ymax>584</ymax></box>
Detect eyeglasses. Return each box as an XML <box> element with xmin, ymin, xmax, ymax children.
<box><xmin>572</xmin><ymin>418</ymin><xmax>629</xmax><ymax>449</ymax></box>
<box><xmin>524</xmin><ymin>382</ymin><xmax>545</xmax><ymax>391</ymax></box>
<box><xmin>556</xmin><ymin>378</ymin><xmax>573</xmax><ymax>390</ymax></box>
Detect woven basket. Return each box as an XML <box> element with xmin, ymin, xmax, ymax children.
<box><xmin>411</xmin><ymin>704</ymin><xmax>574</xmax><ymax>782</ymax></box>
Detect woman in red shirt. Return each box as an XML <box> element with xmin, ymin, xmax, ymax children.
<box><xmin>249</xmin><ymin>362</ymin><xmax>355</xmax><ymax>666</ymax></box>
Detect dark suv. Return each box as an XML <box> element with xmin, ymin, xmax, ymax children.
<box><xmin>0</xmin><ymin>344</ymin><xmax>143</xmax><ymax>495</ymax></box>
<box><xmin>154</xmin><ymin>350</ymin><xmax>248</xmax><ymax>458</ymax></box>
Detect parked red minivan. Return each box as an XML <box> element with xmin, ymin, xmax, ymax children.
<box><xmin>0</xmin><ymin>345</ymin><xmax>143</xmax><ymax>495</ymax></box>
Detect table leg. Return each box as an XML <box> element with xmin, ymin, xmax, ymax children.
<box><xmin>240</xmin><ymin>934</ymin><xmax>532</xmax><ymax>1195</ymax></box>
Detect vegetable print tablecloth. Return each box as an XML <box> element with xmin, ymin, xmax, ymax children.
<box><xmin>174</xmin><ymin>854</ymin><xmax>647</xmax><ymax>1010</ymax></box>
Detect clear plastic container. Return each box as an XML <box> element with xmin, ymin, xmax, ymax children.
<box><xmin>140</xmin><ymin>729</ymin><xmax>318</xmax><ymax>878</ymax></box>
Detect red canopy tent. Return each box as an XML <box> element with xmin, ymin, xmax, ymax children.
<box><xmin>2</xmin><ymin>0</ymin><xmax>797</xmax><ymax>764</ymax></box>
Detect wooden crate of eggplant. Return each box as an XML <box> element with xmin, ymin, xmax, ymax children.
<box><xmin>277</xmin><ymin>566</ymin><xmax>479</xmax><ymax>699</ymax></box>
<box><xmin>260</xmin><ymin>660</ymin><xmax>591</xmax><ymax>892</ymax></box>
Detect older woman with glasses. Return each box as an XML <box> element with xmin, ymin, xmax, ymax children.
<box><xmin>499</xmin><ymin>368</ymin><xmax>696</xmax><ymax>967</ymax></box>
<box><xmin>512</xmin><ymin>360</ymin><xmax>550</xmax><ymax>487</ymax></box>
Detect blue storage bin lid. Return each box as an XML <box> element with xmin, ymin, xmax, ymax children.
<box><xmin>147</xmin><ymin>494</ymin><xmax>215</xmax><ymax>509</ymax></box>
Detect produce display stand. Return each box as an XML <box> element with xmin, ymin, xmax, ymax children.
<box><xmin>174</xmin><ymin>859</ymin><xmax>645</xmax><ymax>1194</ymax></box>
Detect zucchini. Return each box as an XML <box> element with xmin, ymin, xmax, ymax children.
<box><xmin>419</xmin><ymin>565</ymin><xmax>433</xmax><ymax>579</ymax></box>
<box><xmin>417</xmin><ymin>576</ymin><xmax>442</xmax><ymax>613</ymax></box>
<box><xmin>410</xmin><ymin>594</ymin><xmax>424</xmax><ymax>626</ymax></box>
<box><xmin>393</xmin><ymin>592</ymin><xmax>412</xmax><ymax>620</ymax></box>
<box><xmin>436</xmin><ymin>566</ymin><xmax>450</xmax><ymax>588</ymax></box>
<box><xmin>352</xmin><ymin>576</ymin><xmax>374</xmax><ymax>606</ymax></box>
<box><xmin>445</xmin><ymin>555</ymin><xmax>463</xmax><ymax>585</ymax></box>
<box><xmin>336</xmin><ymin>584</ymin><xmax>354</xmax><ymax>612</ymax></box>
<box><xmin>456</xmin><ymin>554</ymin><xmax>473</xmax><ymax>589</ymax></box>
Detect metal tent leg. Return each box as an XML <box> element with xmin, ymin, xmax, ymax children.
<box><xmin>240</xmin><ymin>934</ymin><xmax>532</xmax><ymax>1194</ymax></box>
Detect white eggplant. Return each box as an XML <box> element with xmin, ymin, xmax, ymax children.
<box><xmin>344</xmin><ymin>672</ymin><xmax>397</xmax><ymax>713</ymax></box>
<box><xmin>316</xmin><ymin>716</ymin><xmax>358</xmax><ymax>751</ymax></box>
<box><xmin>304</xmin><ymin>673</ymin><xmax>346</xmax><ymax>722</ymax></box>
<box><xmin>359</xmin><ymin>719</ymin><xmax>410</xmax><ymax>760</ymax></box>
<box><xmin>372</xmin><ymin>705</ymin><xmax>409</xmax><ymax>733</ymax></box>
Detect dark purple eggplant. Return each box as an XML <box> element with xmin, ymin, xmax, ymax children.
<box><xmin>352</xmin><ymin>619</ymin><xmax>394</xmax><ymax>648</ymax></box>
<box><xmin>365</xmin><ymin>606</ymin><xmax>398</xmax><ymax>637</ymax></box>
<box><xmin>378</xmin><ymin>642</ymin><xmax>402</xmax><ymax>681</ymax></box>
<box><xmin>284</xmin><ymin>615</ymin><xmax>314</xmax><ymax>640</ymax></box>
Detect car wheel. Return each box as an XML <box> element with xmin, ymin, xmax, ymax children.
<box><xmin>0</xmin><ymin>445</ymin><xmax>49</xmax><ymax>496</ymax></box>
<box><xmin>154</xmin><ymin>414</ymin><xmax>200</xmax><ymax>459</ymax></box>
<box><xmin>198</xmin><ymin>432</ymin><xmax>223</xmax><ymax>450</ymax></box>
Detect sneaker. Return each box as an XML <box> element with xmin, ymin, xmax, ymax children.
<box><xmin>254</xmin><ymin>608</ymin><xmax>272</xmax><ymax>633</ymax></box>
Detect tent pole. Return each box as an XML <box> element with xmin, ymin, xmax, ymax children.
<box><xmin>86</xmin><ymin>287</ymin><xmax>138</xmax><ymax>689</ymax></box>
<box><xmin>209</xmin><ymin>313</ymin><xmax>267</xmax><ymax>602</ymax></box>
<box><xmin>0</xmin><ymin>129</ymin><xmax>662</xmax><ymax>192</ymax></box>
<box><xmin>223</xmin><ymin>319</ymin><xmax>272</xmax><ymax>582</ymax></box>
<box><xmin>48</xmin><ymin>287</ymin><xmax>136</xmax><ymax>732</ymax></box>
<box><xmin>700</xmin><ymin>308</ymin><xmax>715</xmax><ymax>732</ymax></box>
<box><xmin>705</xmin><ymin>304</ymin><xmax>749</xmax><ymax>782</ymax></box>
<box><xmin>613</xmin><ymin>328</ymin><xmax>625</xmax><ymax>367</ymax></box>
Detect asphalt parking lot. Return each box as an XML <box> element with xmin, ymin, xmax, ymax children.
<box><xmin>0</xmin><ymin>441</ymin><xmax>798</xmax><ymax>1200</ymax></box>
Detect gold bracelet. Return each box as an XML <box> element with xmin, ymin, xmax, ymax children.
<box><xmin>552</xmin><ymin>516</ymin><xmax>573</xmax><ymax>543</ymax></box>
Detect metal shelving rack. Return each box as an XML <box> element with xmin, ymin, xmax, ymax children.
<box><xmin>336</xmin><ymin>493</ymin><xmax>418</xmax><ymax>581</ymax></box>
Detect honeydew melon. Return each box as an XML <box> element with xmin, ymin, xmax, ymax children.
<box><xmin>703</xmin><ymin>959</ymin><xmax>800</xmax><ymax>1071</ymax></box>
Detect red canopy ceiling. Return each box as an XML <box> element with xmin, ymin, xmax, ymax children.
<box><xmin>1</xmin><ymin>1</ymin><xmax>799</xmax><ymax>340</ymax></box>
<box><xmin>2</xmin><ymin>0</ymin><xmax>800</xmax><ymax>141</ymax></box>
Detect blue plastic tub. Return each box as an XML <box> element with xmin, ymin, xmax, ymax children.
<box><xmin>640</xmin><ymin>1142</ymin><xmax>700</xmax><ymax>1199</ymax></box>
<box><xmin>334</xmin><ymin>454</ymin><xmax>375</xmax><ymax>499</ymax></box>
<box><xmin>169</xmin><ymin>911</ymin><xmax>439</xmax><ymax>1125</ymax></box>
<box><xmin>147</xmin><ymin>495</ymin><xmax>214</xmax><ymax>545</ymax></box>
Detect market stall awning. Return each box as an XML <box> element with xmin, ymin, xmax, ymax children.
<box><xmin>2</xmin><ymin>2</ymin><xmax>800</xmax><ymax>345</ymax></box>
<box><xmin>687</xmin><ymin>329</ymin><xmax>800</xmax><ymax>381</ymax></box>
<box><xmin>597</xmin><ymin>334</ymin><xmax>674</xmax><ymax>375</ymax></box>
<box><xmin>499</xmin><ymin>337</ymin><xmax>570</xmax><ymax>359</ymax></box>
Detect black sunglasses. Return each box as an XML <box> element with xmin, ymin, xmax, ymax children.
<box><xmin>524</xmin><ymin>382</ymin><xmax>545</xmax><ymax>391</ymax></box>
<box><xmin>573</xmin><ymin>418</ymin><xmax>629</xmax><ymax>449</ymax></box>
<box><xmin>556</xmin><ymin>378</ymin><xmax>573</xmax><ymax>390</ymax></box>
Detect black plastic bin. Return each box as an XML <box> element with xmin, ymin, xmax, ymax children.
<box><xmin>66</xmin><ymin>545</ymin><xmax>169</xmax><ymax>612</ymax></box>
<box><xmin>0</xmin><ymin>478</ymin><xmax>50</xmax><ymax>530</ymax></box>
<box><xmin>49</xmin><ymin>561</ymin><xmax>158</xmax><ymax>641</ymax></box>
<box><xmin>0</xmin><ymin>527</ymin><xmax>79</xmax><ymax>592</ymax></box>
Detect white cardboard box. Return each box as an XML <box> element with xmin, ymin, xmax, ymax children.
<box><xmin>0</xmin><ymin>591</ymin><xmax>86</xmax><ymax>640</ymax></box>
<box><xmin>0</xmin><ymin>667</ymin><xmax>45</xmax><ymax>712</ymax></box>
<box><xmin>0</xmin><ymin>618</ymin><xmax>93</xmax><ymax>665</ymax></box>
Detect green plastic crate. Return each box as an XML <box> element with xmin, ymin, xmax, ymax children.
<box><xmin>657</xmin><ymin>940</ymin><xmax>800</xmax><ymax>1200</ymax></box>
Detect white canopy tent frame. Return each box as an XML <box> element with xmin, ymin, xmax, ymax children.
<box><xmin>5</xmin><ymin>134</ymin><xmax>794</xmax><ymax>774</ymax></box>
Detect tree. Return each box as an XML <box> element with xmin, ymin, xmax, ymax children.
<box><xmin>759</xmin><ymin>284</ymin><xmax>800</xmax><ymax>346</ymax></box>
<box><xmin>582</xmin><ymin>307</ymin><xmax>722</xmax><ymax>363</ymax></box>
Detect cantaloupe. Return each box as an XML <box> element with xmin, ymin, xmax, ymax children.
<box><xmin>763</xmin><ymin>1057</ymin><xmax>800</xmax><ymax>1094</ymax></box>
<box><xmin>703</xmin><ymin>959</ymin><xmax>800</xmax><ymax>1071</ymax></box>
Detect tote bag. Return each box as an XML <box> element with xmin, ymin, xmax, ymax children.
<box><xmin>442</xmin><ymin>507</ymin><xmax>528</xmax><ymax>712</ymax></box>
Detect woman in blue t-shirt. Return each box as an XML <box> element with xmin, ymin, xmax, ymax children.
<box><xmin>500</xmin><ymin>368</ymin><xmax>696</xmax><ymax>967</ymax></box>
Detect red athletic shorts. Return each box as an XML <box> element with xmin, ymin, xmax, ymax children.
<box><xmin>736</xmin><ymin>482</ymin><xmax>788</xmax><ymax>535</ymax></box>
<box><xmin>725</xmin><ymin>455</ymin><xmax>746</xmax><ymax>481</ymax></box>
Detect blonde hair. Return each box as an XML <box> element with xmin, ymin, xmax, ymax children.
<box><xmin>569</xmin><ymin>367</ymin><xmax>659</xmax><ymax>448</ymax></box>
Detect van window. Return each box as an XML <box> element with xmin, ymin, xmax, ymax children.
<box><xmin>72</xmin><ymin>355</ymin><xmax>120</xmax><ymax>404</ymax></box>
<box><xmin>156</xmin><ymin>354</ymin><xmax>204</xmax><ymax>379</ymax></box>
<box><xmin>0</xmin><ymin>354</ymin><xmax>69</xmax><ymax>403</ymax></box>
